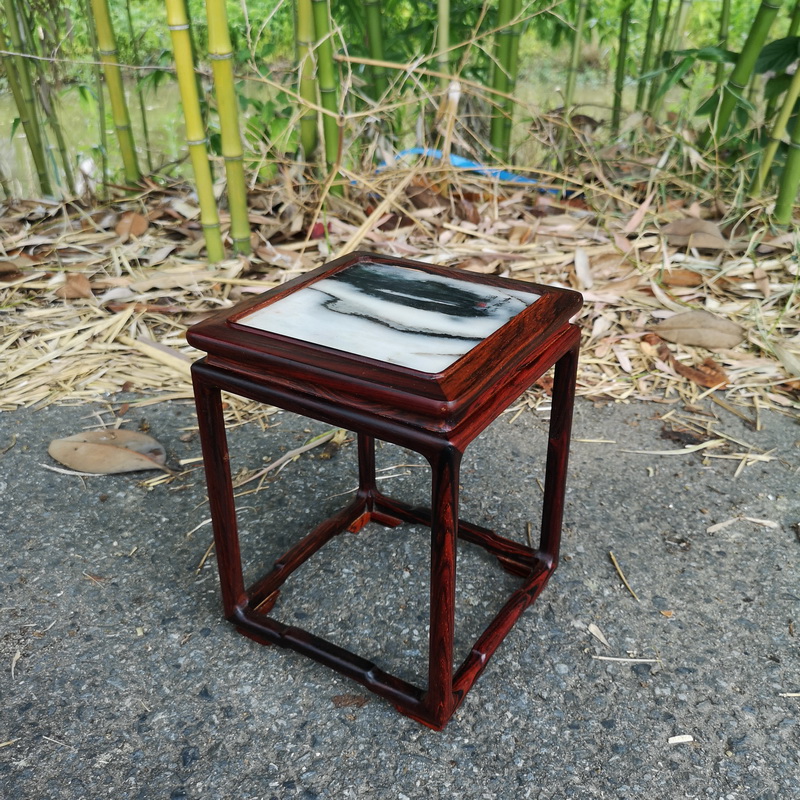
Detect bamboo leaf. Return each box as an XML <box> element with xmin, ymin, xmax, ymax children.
<box><xmin>754</xmin><ymin>36</ymin><xmax>800</xmax><ymax>74</ymax></box>
<box><xmin>48</xmin><ymin>430</ymin><xmax>168</xmax><ymax>474</ymax></box>
<box><xmin>650</xmin><ymin>311</ymin><xmax>745</xmax><ymax>349</ymax></box>
<box><xmin>663</xmin><ymin>218</ymin><xmax>728</xmax><ymax>249</ymax></box>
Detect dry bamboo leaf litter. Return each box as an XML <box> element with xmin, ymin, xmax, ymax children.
<box><xmin>1</xmin><ymin>170</ymin><xmax>798</xmax><ymax>423</ymax></box>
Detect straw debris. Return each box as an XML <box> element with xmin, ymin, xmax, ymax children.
<box><xmin>1</xmin><ymin>170</ymin><xmax>798</xmax><ymax>426</ymax></box>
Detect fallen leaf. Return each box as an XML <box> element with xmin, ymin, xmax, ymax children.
<box><xmin>622</xmin><ymin>190</ymin><xmax>654</xmax><ymax>234</ymax></box>
<box><xmin>55</xmin><ymin>273</ymin><xmax>93</xmax><ymax>299</ymax></box>
<box><xmin>671</xmin><ymin>356</ymin><xmax>729</xmax><ymax>388</ymax></box>
<box><xmin>587</xmin><ymin>623</ymin><xmax>610</xmax><ymax>648</ymax></box>
<box><xmin>459</xmin><ymin>257</ymin><xmax>498</xmax><ymax>274</ymax></box>
<box><xmin>48</xmin><ymin>429</ymin><xmax>168</xmax><ymax>474</ymax></box>
<box><xmin>663</xmin><ymin>218</ymin><xmax>727</xmax><ymax>250</ymax></box>
<box><xmin>753</xmin><ymin>266</ymin><xmax>770</xmax><ymax>297</ymax></box>
<box><xmin>115</xmin><ymin>211</ymin><xmax>149</xmax><ymax>242</ymax></box>
<box><xmin>509</xmin><ymin>225</ymin><xmax>533</xmax><ymax>245</ymax></box>
<box><xmin>651</xmin><ymin>310</ymin><xmax>745</xmax><ymax>349</ymax></box>
<box><xmin>660</xmin><ymin>268</ymin><xmax>705</xmax><ymax>287</ymax></box>
<box><xmin>0</xmin><ymin>260</ymin><xmax>23</xmax><ymax>280</ymax></box>
<box><xmin>660</xmin><ymin>610</ymin><xmax>674</xmax><ymax>618</ymax></box>
<box><xmin>772</xmin><ymin>343</ymin><xmax>800</xmax><ymax>378</ymax></box>
<box><xmin>573</xmin><ymin>247</ymin><xmax>593</xmax><ymax>289</ymax></box>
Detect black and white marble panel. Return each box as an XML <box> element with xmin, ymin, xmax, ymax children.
<box><xmin>238</xmin><ymin>261</ymin><xmax>540</xmax><ymax>373</ymax></box>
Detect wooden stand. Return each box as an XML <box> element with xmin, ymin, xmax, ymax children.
<box><xmin>188</xmin><ymin>252</ymin><xmax>581</xmax><ymax>730</ymax></box>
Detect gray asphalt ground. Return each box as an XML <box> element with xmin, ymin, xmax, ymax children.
<box><xmin>1</xmin><ymin>393</ymin><xmax>798</xmax><ymax>799</ymax></box>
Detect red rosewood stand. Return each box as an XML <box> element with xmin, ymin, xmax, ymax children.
<box><xmin>188</xmin><ymin>252</ymin><xmax>581</xmax><ymax>730</ymax></box>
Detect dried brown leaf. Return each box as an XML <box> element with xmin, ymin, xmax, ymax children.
<box><xmin>660</xmin><ymin>268</ymin><xmax>705</xmax><ymax>287</ymax></box>
<box><xmin>672</xmin><ymin>357</ymin><xmax>729</xmax><ymax>389</ymax></box>
<box><xmin>55</xmin><ymin>273</ymin><xmax>93</xmax><ymax>299</ymax></box>
<box><xmin>0</xmin><ymin>260</ymin><xmax>23</xmax><ymax>281</ymax></box>
<box><xmin>48</xmin><ymin>429</ymin><xmax>168</xmax><ymax>474</ymax></box>
<box><xmin>622</xmin><ymin>190</ymin><xmax>654</xmax><ymax>234</ymax></box>
<box><xmin>753</xmin><ymin>266</ymin><xmax>770</xmax><ymax>298</ymax></box>
<box><xmin>651</xmin><ymin>310</ymin><xmax>745</xmax><ymax>349</ymax></box>
<box><xmin>115</xmin><ymin>211</ymin><xmax>149</xmax><ymax>242</ymax></box>
<box><xmin>663</xmin><ymin>218</ymin><xmax>727</xmax><ymax>250</ymax></box>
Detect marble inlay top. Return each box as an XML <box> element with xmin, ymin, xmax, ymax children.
<box><xmin>237</xmin><ymin>261</ymin><xmax>540</xmax><ymax>373</ymax></box>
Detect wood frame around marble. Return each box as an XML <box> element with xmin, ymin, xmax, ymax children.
<box><xmin>190</xmin><ymin>306</ymin><xmax>580</xmax><ymax>730</ymax></box>
<box><xmin>186</xmin><ymin>252</ymin><xmax>582</xmax><ymax>425</ymax></box>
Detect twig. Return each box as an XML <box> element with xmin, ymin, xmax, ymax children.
<box><xmin>609</xmin><ymin>551</ymin><xmax>640</xmax><ymax>602</ymax></box>
<box><xmin>196</xmin><ymin>541</ymin><xmax>216</xmax><ymax>575</ymax></box>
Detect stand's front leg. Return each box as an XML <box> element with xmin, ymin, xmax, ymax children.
<box><xmin>424</xmin><ymin>444</ymin><xmax>462</xmax><ymax>728</ymax></box>
<box><xmin>192</xmin><ymin>363</ymin><xmax>247</xmax><ymax>617</ymax></box>
<box><xmin>539</xmin><ymin>337</ymin><xmax>579</xmax><ymax>566</ymax></box>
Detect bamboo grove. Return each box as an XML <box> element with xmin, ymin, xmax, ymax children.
<box><xmin>1</xmin><ymin>0</ymin><xmax>800</xmax><ymax>255</ymax></box>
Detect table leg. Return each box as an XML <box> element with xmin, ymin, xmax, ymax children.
<box><xmin>538</xmin><ymin>340</ymin><xmax>579</xmax><ymax>565</ymax></box>
<box><xmin>425</xmin><ymin>444</ymin><xmax>461</xmax><ymax>727</ymax></box>
<box><xmin>192</xmin><ymin>364</ymin><xmax>247</xmax><ymax>617</ymax></box>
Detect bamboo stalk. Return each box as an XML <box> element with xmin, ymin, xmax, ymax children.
<box><xmin>789</xmin><ymin>0</ymin><xmax>800</xmax><ymax>35</ymax></box>
<box><xmin>297</xmin><ymin>0</ymin><xmax>318</xmax><ymax>157</ymax></box>
<box><xmin>773</xmin><ymin>116</ymin><xmax>800</xmax><ymax>224</ymax></box>
<box><xmin>83</xmin><ymin>0</ymin><xmax>109</xmax><ymax>198</ymax></box>
<box><xmin>89</xmin><ymin>0</ymin><xmax>141</xmax><ymax>184</ymax></box>
<box><xmin>714</xmin><ymin>0</ymin><xmax>731</xmax><ymax>86</ymax></box>
<box><xmin>205</xmin><ymin>0</ymin><xmax>251</xmax><ymax>253</ymax></box>
<box><xmin>564</xmin><ymin>0</ymin><xmax>588</xmax><ymax>114</ymax></box>
<box><xmin>0</xmin><ymin>158</ymin><xmax>11</xmax><ymax>199</ymax></box>
<box><xmin>612</xmin><ymin>0</ymin><xmax>633</xmax><ymax>135</ymax></box>
<box><xmin>311</xmin><ymin>0</ymin><xmax>342</xmax><ymax>193</ymax></box>
<box><xmin>636</xmin><ymin>0</ymin><xmax>660</xmax><ymax>110</ymax></box>
<box><xmin>363</xmin><ymin>0</ymin><xmax>387</xmax><ymax>100</ymax></box>
<box><xmin>490</xmin><ymin>0</ymin><xmax>514</xmax><ymax>156</ymax></box>
<box><xmin>502</xmin><ymin>0</ymin><xmax>522</xmax><ymax>154</ymax></box>
<box><xmin>753</xmin><ymin>66</ymin><xmax>800</xmax><ymax>195</ymax></box>
<box><xmin>2</xmin><ymin>0</ymin><xmax>51</xmax><ymax>194</ymax></box>
<box><xmin>704</xmin><ymin>0</ymin><xmax>782</xmax><ymax>147</ymax></box>
<box><xmin>646</xmin><ymin>0</ymin><xmax>674</xmax><ymax>114</ymax></box>
<box><xmin>650</xmin><ymin>0</ymin><xmax>691</xmax><ymax>118</ymax></box>
<box><xmin>125</xmin><ymin>0</ymin><xmax>154</xmax><ymax>172</ymax></box>
<box><xmin>166</xmin><ymin>0</ymin><xmax>225</xmax><ymax>263</ymax></box>
<box><xmin>23</xmin><ymin>1</ymin><xmax>76</xmax><ymax>195</ymax></box>
<box><xmin>437</xmin><ymin>0</ymin><xmax>450</xmax><ymax>88</ymax></box>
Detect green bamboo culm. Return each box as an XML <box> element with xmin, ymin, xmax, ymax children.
<box><xmin>752</xmin><ymin>65</ymin><xmax>800</xmax><ymax>195</ymax></box>
<box><xmin>363</xmin><ymin>0</ymin><xmax>388</xmax><ymax>100</ymax></box>
<box><xmin>125</xmin><ymin>0</ymin><xmax>154</xmax><ymax>172</ymax></box>
<box><xmin>205</xmin><ymin>0</ymin><xmax>251</xmax><ymax>253</ymax></box>
<box><xmin>565</xmin><ymin>0</ymin><xmax>588</xmax><ymax>114</ymax></box>
<box><xmin>1</xmin><ymin>1</ymin><xmax>51</xmax><ymax>194</ymax></box>
<box><xmin>646</xmin><ymin>0</ymin><xmax>674</xmax><ymax>114</ymax></box>
<box><xmin>502</xmin><ymin>0</ymin><xmax>523</xmax><ymax>155</ymax></box>
<box><xmin>296</xmin><ymin>0</ymin><xmax>319</xmax><ymax>158</ymax></box>
<box><xmin>437</xmin><ymin>0</ymin><xmax>450</xmax><ymax>88</ymax></box>
<box><xmin>89</xmin><ymin>0</ymin><xmax>141</xmax><ymax>184</ymax></box>
<box><xmin>773</xmin><ymin>121</ymin><xmax>800</xmax><ymax>224</ymax></box>
<box><xmin>714</xmin><ymin>0</ymin><xmax>732</xmax><ymax>86</ymax></box>
<box><xmin>489</xmin><ymin>0</ymin><xmax>514</xmax><ymax>157</ymax></box>
<box><xmin>650</xmin><ymin>0</ymin><xmax>691</xmax><ymax>118</ymax></box>
<box><xmin>636</xmin><ymin>0</ymin><xmax>660</xmax><ymax>110</ymax></box>
<box><xmin>23</xmin><ymin>8</ymin><xmax>76</xmax><ymax>195</ymax></box>
<box><xmin>612</xmin><ymin>0</ymin><xmax>633</xmax><ymax>135</ymax></box>
<box><xmin>83</xmin><ymin>0</ymin><xmax>109</xmax><ymax>197</ymax></box>
<box><xmin>703</xmin><ymin>0</ymin><xmax>782</xmax><ymax>148</ymax></box>
<box><xmin>788</xmin><ymin>0</ymin><xmax>800</xmax><ymax>35</ymax></box>
<box><xmin>166</xmin><ymin>0</ymin><xmax>225</xmax><ymax>263</ymax></box>
<box><xmin>311</xmin><ymin>0</ymin><xmax>342</xmax><ymax>194</ymax></box>
<box><xmin>0</xmin><ymin>158</ymin><xmax>11</xmax><ymax>199</ymax></box>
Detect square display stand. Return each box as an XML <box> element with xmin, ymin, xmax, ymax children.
<box><xmin>188</xmin><ymin>252</ymin><xmax>582</xmax><ymax>730</ymax></box>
